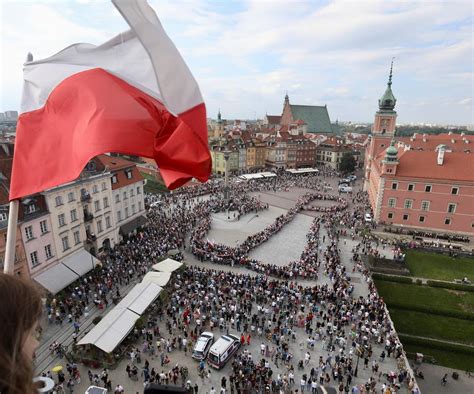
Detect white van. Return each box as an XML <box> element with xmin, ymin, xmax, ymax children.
<box><xmin>207</xmin><ymin>334</ymin><xmax>240</xmax><ymax>369</ymax></box>
<box><xmin>339</xmin><ymin>185</ymin><xmax>352</xmax><ymax>193</ymax></box>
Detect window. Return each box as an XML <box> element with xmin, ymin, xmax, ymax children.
<box><xmin>132</xmin><ymin>204</ymin><xmax>136</xmax><ymax>214</ymax></box>
<box><xmin>391</xmin><ymin>182</ymin><xmax>398</xmax><ymax>190</ymax></box>
<box><xmin>58</xmin><ymin>213</ymin><xmax>66</xmax><ymax>227</ymax></box>
<box><xmin>125</xmin><ymin>170</ymin><xmax>133</xmax><ymax>179</ymax></box>
<box><xmin>30</xmin><ymin>251</ymin><xmax>39</xmax><ymax>267</ymax></box>
<box><xmin>425</xmin><ymin>185</ymin><xmax>432</xmax><ymax>192</ymax></box>
<box><xmin>130</xmin><ymin>189</ymin><xmax>135</xmax><ymax>197</ymax></box>
<box><xmin>388</xmin><ymin>198</ymin><xmax>396</xmax><ymax>208</ymax></box>
<box><xmin>123</xmin><ymin>191</ymin><xmax>128</xmax><ymax>200</ymax></box>
<box><xmin>73</xmin><ymin>231</ymin><xmax>80</xmax><ymax>245</ymax></box>
<box><xmin>117</xmin><ymin>211</ymin><xmax>122</xmax><ymax>221</ymax></box>
<box><xmin>0</xmin><ymin>212</ymin><xmax>7</xmax><ymax>221</ymax></box>
<box><xmin>101</xmin><ymin>182</ymin><xmax>107</xmax><ymax>191</ymax></box>
<box><xmin>103</xmin><ymin>197</ymin><xmax>109</xmax><ymax>208</ymax></box>
<box><xmin>408</xmin><ymin>184</ymin><xmax>414</xmax><ymax>191</ymax></box>
<box><xmin>94</xmin><ymin>200</ymin><xmax>100</xmax><ymax>212</ymax></box>
<box><xmin>68</xmin><ymin>192</ymin><xmax>75</xmax><ymax>202</ymax></box>
<box><xmin>125</xmin><ymin>207</ymin><xmax>129</xmax><ymax>217</ymax></box>
<box><xmin>421</xmin><ymin>201</ymin><xmax>430</xmax><ymax>211</ymax></box>
<box><xmin>112</xmin><ymin>175</ymin><xmax>118</xmax><ymax>184</ymax></box>
<box><xmin>105</xmin><ymin>216</ymin><xmax>111</xmax><ymax>228</ymax></box>
<box><xmin>451</xmin><ymin>187</ymin><xmax>459</xmax><ymax>195</ymax></box>
<box><xmin>445</xmin><ymin>218</ymin><xmax>451</xmax><ymax>225</ymax></box>
<box><xmin>97</xmin><ymin>220</ymin><xmax>103</xmax><ymax>233</ymax></box>
<box><xmin>25</xmin><ymin>226</ymin><xmax>34</xmax><ymax>240</ymax></box>
<box><xmin>45</xmin><ymin>244</ymin><xmax>53</xmax><ymax>259</ymax></box>
<box><xmin>92</xmin><ymin>185</ymin><xmax>99</xmax><ymax>194</ymax></box>
<box><xmin>402</xmin><ymin>214</ymin><xmax>409</xmax><ymax>221</ymax></box>
<box><xmin>419</xmin><ymin>216</ymin><xmax>425</xmax><ymax>223</ymax></box>
<box><xmin>137</xmin><ymin>186</ymin><xmax>141</xmax><ymax>194</ymax></box>
<box><xmin>138</xmin><ymin>201</ymin><xmax>142</xmax><ymax>211</ymax></box>
<box><xmin>447</xmin><ymin>203</ymin><xmax>456</xmax><ymax>214</ymax></box>
<box><xmin>404</xmin><ymin>199</ymin><xmax>413</xmax><ymax>209</ymax></box>
<box><xmin>61</xmin><ymin>236</ymin><xmax>70</xmax><ymax>251</ymax></box>
<box><xmin>26</xmin><ymin>204</ymin><xmax>37</xmax><ymax>214</ymax></box>
<box><xmin>40</xmin><ymin>220</ymin><xmax>48</xmax><ymax>234</ymax></box>
<box><xmin>55</xmin><ymin>195</ymin><xmax>63</xmax><ymax>206</ymax></box>
<box><xmin>115</xmin><ymin>194</ymin><xmax>120</xmax><ymax>203</ymax></box>
<box><xmin>70</xmin><ymin>209</ymin><xmax>77</xmax><ymax>222</ymax></box>
<box><xmin>387</xmin><ymin>212</ymin><xmax>393</xmax><ymax>219</ymax></box>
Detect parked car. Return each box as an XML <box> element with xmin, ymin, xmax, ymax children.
<box><xmin>348</xmin><ymin>174</ymin><xmax>357</xmax><ymax>181</ymax></box>
<box><xmin>365</xmin><ymin>213</ymin><xmax>372</xmax><ymax>223</ymax></box>
<box><xmin>338</xmin><ymin>179</ymin><xmax>351</xmax><ymax>185</ymax></box>
<box><xmin>192</xmin><ymin>332</ymin><xmax>214</xmax><ymax>360</ymax></box>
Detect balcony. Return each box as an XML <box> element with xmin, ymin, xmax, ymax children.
<box><xmin>84</xmin><ymin>211</ymin><xmax>94</xmax><ymax>222</ymax></box>
<box><xmin>86</xmin><ymin>231</ymin><xmax>96</xmax><ymax>243</ymax></box>
<box><xmin>80</xmin><ymin>193</ymin><xmax>91</xmax><ymax>202</ymax></box>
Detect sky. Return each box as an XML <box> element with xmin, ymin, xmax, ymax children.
<box><xmin>0</xmin><ymin>0</ymin><xmax>473</xmax><ymax>125</ymax></box>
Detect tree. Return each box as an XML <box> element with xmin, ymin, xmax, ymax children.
<box><xmin>339</xmin><ymin>152</ymin><xmax>357</xmax><ymax>174</ymax></box>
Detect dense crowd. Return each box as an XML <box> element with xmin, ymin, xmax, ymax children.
<box><xmin>38</xmin><ymin>171</ymin><xmax>417</xmax><ymax>393</ymax></box>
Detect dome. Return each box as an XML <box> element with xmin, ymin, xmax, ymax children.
<box><xmin>386</xmin><ymin>145</ymin><xmax>398</xmax><ymax>156</ymax></box>
<box><xmin>378</xmin><ymin>85</ymin><xmax>396</xmax><ymax>110</ymax></box>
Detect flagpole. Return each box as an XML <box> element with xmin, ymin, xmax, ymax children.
<box><xmin>4</xmin><ymin>200</ymin><xmax>19</xmax><ymax>274</ymax></box>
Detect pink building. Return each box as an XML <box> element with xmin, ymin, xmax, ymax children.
<box><xmin>364</xmin><ymin>63</ymin><xmax>474</xmax><ymax>236</ymax></box>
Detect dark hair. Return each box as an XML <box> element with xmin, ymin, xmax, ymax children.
<box><xmin>0</xmin><ymin>273</ymin><xmax>43</xmax><ymax>394</ymax></box>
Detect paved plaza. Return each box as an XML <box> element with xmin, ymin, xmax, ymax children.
<box><xmin>33</xmin><ymin>178</ymin><xmax>469</xmax><ymax>394</ymax></box>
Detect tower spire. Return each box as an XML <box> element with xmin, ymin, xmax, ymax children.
<box><xmin>388</xmin><ymin>57</ymin><xmax>394</xmax><ymax>87</ymax></box>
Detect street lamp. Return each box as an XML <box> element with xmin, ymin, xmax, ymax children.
<box><xmin>354</xmin><ymin>344</ymin><xmax>364</xmax><ymax>377</ymax></box>
<box><xmin>223</xmin><ymin>149</ymin><xmax>231</xmax><ymax>219</ymax></box>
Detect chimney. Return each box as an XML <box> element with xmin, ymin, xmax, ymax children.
<box><xmin>451</xmin><ymin>138</ymin><xmax>455</xmax><ymax>143</ymax></box>
<box><xmin>461</xmin><ymin>132</ymin><xmax>465</xmax><ymax>136</ymax></box>
<box><xmin>448</xmin><ymin>131</ymin><xmax>453</xmax><ymax>135</ymax></box>
<box><xmin>437</xmin><ymin>148</ymin><xmax>445</xmax><ymax>165</ymax></box>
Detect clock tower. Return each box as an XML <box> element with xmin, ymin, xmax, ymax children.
<box><xmin>364</xmin><ymin>60</ymin><xmax>398</xmax><ymax>190</ymax></box>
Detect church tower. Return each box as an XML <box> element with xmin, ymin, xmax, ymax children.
<box><xmin>364</xmin><ymin>60</ymin><xmax>398</xmax><ymax>190</ymax></box>
<box><xmin>214</xmin><ymin>109</ymin><xmax>224</xmax><ymax>138</ymax></box>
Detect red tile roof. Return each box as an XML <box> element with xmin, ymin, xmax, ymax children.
<box><xmin>95</xmin><ymin>155</ymin><xmax>144</xmax><ymax>190</ymax></box>
<box><xmin>266</xmin><ymin>115</ymin><xmax>281</xmax><ymax>125</ymax></box>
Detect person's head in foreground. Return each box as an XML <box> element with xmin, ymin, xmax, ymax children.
<box><xmin>0</xmin><ymin>273</ymin><xmax>42</xmax><ymax>394</ymax></box>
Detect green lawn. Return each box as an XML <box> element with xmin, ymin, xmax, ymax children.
<box><xmin>375</xmin><ymin>280</ymin><xmax>474</xmax><ymax>313</ymax></box>
<box><xmin>405</xmin><ymin>250</ymin><xmax>474</xmax><ymax>281</ymax></box>
<box><xmin>388</xmin><ymin>308</ymin><xmax>474</xmax><ymax>345</ymax></box>
<box><xmin>404</xmin><ymin>344</ymin><xmax>474</xmax><ymax>370</ymax></box>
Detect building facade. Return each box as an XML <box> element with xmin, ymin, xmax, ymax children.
<box><xmin>364</xmin><ymin>63</ymin><xmax>474</xmax><ymax>235</ymax></box>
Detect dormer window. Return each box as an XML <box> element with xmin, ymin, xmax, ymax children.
<box><xmin>125</xmin><ymin>170</ymin><xmax>133</xmax><ymax>179</ymax></box>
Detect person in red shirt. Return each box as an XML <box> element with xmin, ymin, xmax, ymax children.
<box><xmin>246</xmin><ymin>334</ymin><xmax>251</xmax><ymax>345</ymax></box>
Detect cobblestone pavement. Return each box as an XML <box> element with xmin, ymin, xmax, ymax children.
<box><xmin>34</xmin><ymin>177</ymin><xmax>463</xmax><ymax>393</ymax></box>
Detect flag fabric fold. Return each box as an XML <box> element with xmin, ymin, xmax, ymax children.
<box><xmin>10</xmin><ymin>0</ymin><xmax>211</xmax><ymax>201</ymax></box>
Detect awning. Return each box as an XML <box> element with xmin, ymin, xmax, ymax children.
<box><xmin>33</xmin><ymin>248</ymin><xmax>99</xmax><ymax>294</ymax></box>
<box><xmin>152</xmin><ymin>258</ymin><xmax>183</xmax><ymax>273</ymax></box>
<box><xmin>142</xmin><ymin>271</ymin><xmax>171</xmax><ymax>287</ymax></box>
<box><xmin>115</xmin><ymin>281</ymin><xmax>162</xmax><ymax>315</ymax></box>
<box><xmin>63</xmin><ymin>248</ymin><xmax>100</xmax><ymax>276</ymax></box>
<box><xmin>34</xmin><ymin>263</ymin><xmax>79</xmax><ymax>294</ymax></box>
<box><xmin>119</xmin><ymin>215</ymin><xmax>147</xmax><ymax>235</ymax></box>
<box><xmin>77</xmin><ymin>308</ymin><xmax>139</xmax><ymax>353</ymax></box>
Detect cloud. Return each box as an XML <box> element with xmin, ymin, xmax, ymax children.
<box><xmin>1</xmin><ymin>0</ymin><xmax>472</xmax><ymax>125</ymax></box>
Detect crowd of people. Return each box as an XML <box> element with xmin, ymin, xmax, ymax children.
<box><xmin>35</xmin><ymin>171</ymin><xmax>419</xmax><ymax>393</ymax></box>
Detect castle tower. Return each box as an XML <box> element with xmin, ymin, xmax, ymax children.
<box><xmin>364</xmin><ymin>59</ymin><xmax>398</xmax><ymax>190</ymax></box>
<box><xmin>214</xmin><ymin>109</ymin><xmax>224</xmax><ymax>138</ymax></box>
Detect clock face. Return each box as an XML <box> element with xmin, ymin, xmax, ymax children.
<box><xmin>381</xmin><ymin>119</ymin><xmax>388</xmax><ymax>127</ymax></box>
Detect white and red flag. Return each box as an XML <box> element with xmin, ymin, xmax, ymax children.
<box><xmin>9</xmin><ymin>0</ymin><xmax>211</xmax><ymax>200</ymax></box>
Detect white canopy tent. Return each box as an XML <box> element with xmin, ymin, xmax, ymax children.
<box><xmin>63</xmin><ymin>248</ymin><xmax>101</xmax><ymax>276</ymax></box>
<box><xmin>33</xmin><ymin>248</ymin><xmax>100</xmax><ymax>294</ymax></box>
<box><xmin>115</xmin><ymin>281</ymin><xmax>162</xmax><ymax>315</ymax></box>
<box><xmin>77</xmin><ymin>308</ymin><xmax>139</xmax><ymax>353</ymax></box>
<box><xmin>286</xmin><ymin>168</ymin><xmax>319</xmax><ymax>175</ymax></box>
<box><xmin>33</xmin><ymin>263</ymin><xmax>79</xmax><ymax>295</ymax></box>
<box><xmin>238</xmin><ymin>172</ymin><xmax>277</xmax><ymax>181</ymax></box>
<box><xmin>142</xmin><ymin>271</ymin><xmax>171</xmax><ymax>287</ymax></box>
<box><xmin>152</xmin><ymin>258</ymin><xmax>183</xmax><ymax>273</ymax></box>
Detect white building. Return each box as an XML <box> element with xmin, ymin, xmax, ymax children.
<box><xmin>95</xmin><ymin>155</ymin><xmax>147</xmax><ymax>241</ymax></box>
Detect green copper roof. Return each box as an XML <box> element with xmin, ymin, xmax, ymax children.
<box><xmin>386</xmin><ymin>144</ymin><xmax>398</xmax><ymax>155</ymax></box>
<box><xmin>379</xmin><ymin>59</ymin><xmax>397</xmax><ymax>111</ymax></box>
<box><xmin>290</xmin><ymin>104</ymin><xmax>333</xmax><ymax>134</ymax></box>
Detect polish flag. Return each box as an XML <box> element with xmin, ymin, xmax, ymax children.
<box><xmin>9</xmin><ymin>0</ymin><xmax>211</xmax><ymax>200</ymax></box>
